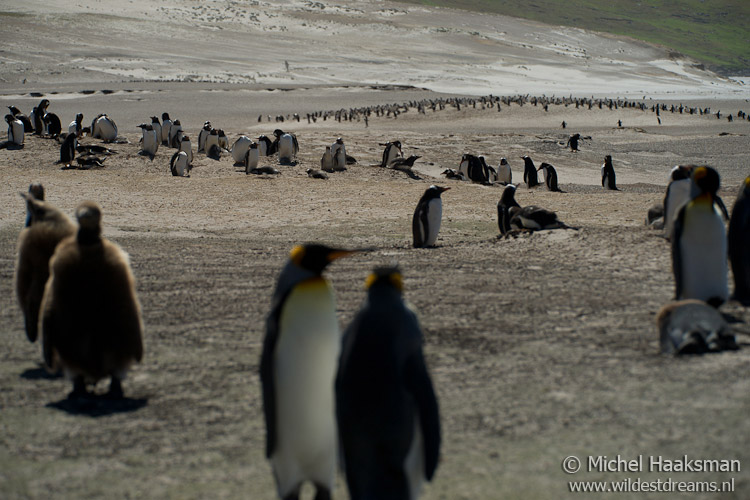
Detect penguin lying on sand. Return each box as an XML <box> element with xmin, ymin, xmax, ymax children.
<box><xmin>657</xmin><ymin>300</ymin><xmax>738</xmax><ymax>355</ymax></box>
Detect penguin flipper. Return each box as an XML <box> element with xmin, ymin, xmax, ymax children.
<box><xmin>715</xmin><ymin>196</ymin><xmax>729</xmax><ymax>220</ymax></box>
<box><xmin>671</xmin><ymin>207</ymin><xmax>687</xmax><ymax>300</ymax></box>
<box><xmin>412</xmin><ymin>203</ymin><xmax>426</xmax><ymax>248</ymax></box>
<box><xmin>260</xmin><ymin>302</ymin><xmax>283</xmax><ymax>458</ymax></box>
<box><xmin>404</xmin><ymin>351</ymin><xmax>440</xmax><ymax>481</ymax></box>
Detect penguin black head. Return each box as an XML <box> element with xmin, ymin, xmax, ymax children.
<box><xmin>692</xmin><ymin>166</ymin><xmax>720</xmax><ymax>196</ymax></box>
<box><xmin>273</xmin><ymin>129</ymin><xmax>285</xmax><ymax>138</ymax></box>
<box><xmin>38</xmin><ymin>99</ymin><xmax>50</xmax><ymax>110</ymax></box>
<box><xmin>151</xmin><ymin>116</ymin><xmax>160</xmax><ymax>123</ymax></box>
<box><xmin>289</xmin><ymin>244</ymin><xmax>358</xmax><ymax>275</ymax></box>
<box><xmin>173</xmin><ymin>119</ymin><xmax>181</xmax><ymax>126</ymax></box>
<box><xmin>521</xmin><ymin>155</ymin><xmax>534</xmax><ymax>166</ymax></box>
<box><xmin>250</xmin><ymin>142</ymin><xmax>258</xmax><ymax>149</ymax></box>
<box><xmin>335</xmin><ymin>137</ymin><xmax>344</xmax><ymax>144</ymax></box>
<box><xmin>182</xmin><ymin>135</ymin><xmax>190</xmax><ymax>142</ymax></box>
<box><xmin>75</xmin><ymin>113</ymin><xmax>83</xmax><ymax>122</ymax></box>
<box><xmin>8</xmin><ymin>105</ymin><xmax>21</xmax><ymax>115</ymax></box>
<box><xmin>75</xmin><ymin>201</ymin><xmax>102</xmax><ymax>245</ymax></box>
<box><xmin>423</xmin><ymin>185</ymin><xmax>450</xmax><ymax>200</ymax></box>
<box><xmin>605</xmin><ymin>155</ymin><xmax>612</xmax><ymax>164</ymax></box>
<box><xmin>499</xmin><ymin>184</ymin><xmax>517</xmax><ymax>205</ymax></box>
<box><xmin>162</xmin><ymin>112</ymin><xmax>170</xmax><ymax>121</ymax></box>
<box><xmin>218</xmin><ymin>129</ymin><xmax>226</xmax><ymax>137</ymax></box>
<box><xmin>203</xmin><ymin>121</ymin><xmax>212</xmax><ymax>131</ymax></box>
<box><xmin>28</xmin><ymin>182</ymin><xmax>45</xmax><ymax>201</ymax></box>
<box><xmin>5</xmin><ymin>114</ymin><xmax>14</xmax><ymax>124</ymax></box>
<box><xmin>137</xmin><ymin>123</ymin><xmax>150</xmax><ymax>130</ymax></box>
<box><xmin>393</xmin><ymin>140</ymin><xmax>402</xmax><ymax>148</ymax></box>
<box><xmin>671</xmin><ymin>164</ymin><xmax>695</xmax><ymax>181</ymax></box>
<box><xmin>364</xmin><ymin>265</ymin><xmax>403</xmax><ymax>293</ymax></box>
<box><xmin>500</xmin><ymin>158</ymin><xmax>508</xmax><ymax>165</ymax></box>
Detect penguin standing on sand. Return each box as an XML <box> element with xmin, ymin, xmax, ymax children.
<box><xmin>664</xmin><ymin>165</ymin><xmax>696</xmax><ymax>240</ymax></box>
<box><xmin>59</xmin><ymin>131</ymin><xmax>78</xmax><ymax>165</ymax></box>
<box><xmin>43</xmin><ymin>112</ymin><xmax>62</xmax><ymax>138</ymax></box>
<box><xmin>380</xmin><ymin>140</ymin><xmax>403</xmax><ymax>167</ymax></box>
<box><xmin>728</xmin><ymin>176</ymin><xmax>750</xmax><ymax>303</ymax></box>
<box><xmin>197</xmin><ymin>121</ymin><xmax>213</xmax><ymax>153</ymax></box>
<box><xmin>68</xmin><ymin>113</ymin><xmax>84</xmax><ymax>135</ymax></box>
<box><xmin>336</xmin><ymin>266</ymin><xmax>441</xmax><ymax>500</ymax></box>
<box><xmin>41</xmin><ymin>201</ymin><xmax>143</xmax><ymax>398</ymax></box>
<box><xmin>331</xmin><ymin>137</ymin><xmax>347</xmax><ymax>171</ymax></box>
<box><xmin>32</xmin><ymin>99</ymin><xmax>50</xmax><ymax>135</ymax></box>
<box><xmin>169</xmin><ymin>119</ymin><xmax>183</xmax><ymax>148</ymax></box>
<box><xmin>178</xmin><ymin>135</ymin><xmax>193</xmax><ymax>165</ymax></box>
<box><xmin>231</xmin><ymin>135</ymin><xmax>253</xmax><ymax>165</ymax></box>
<box><xmin>245</xmin><ymin>142</ymin><xmax>260</xmax><ymax>174</ymax></box>
<box><xmin>15</xmin><ymin>191</ymin><xmax>76</xmax><ymax>342</ymax></box>
<box><xmin>657</xmin><ymin>300</ymin><xmax>738</xmax><ymax>355</ymax></box>
<box><xmin>413</xmin><ymin>186</ymin><xmax>450</xmax><ymax>248</ymax></box>
<box><xmin>672</xmin><ymin>166</ymin><xmax>729</xmax><ymax>307</ymax></box>
<box><xmin>150</xmin><ymin>116</ymin><xmax>162</xmax><ymax>145</ymax></box>
<box><xmin>274</xmin><ymin>129</ymin><xmax>299</xmax><ymax>164</ymax></box>
<box><xmin>205</xmin><ymin>129</ymin><xmax>221</xmax><ymax>159</ymax></box>
<box><xmin>566</xmin><ymin>133</ymin><xmax>580</xmax><ymax>152</ymax></box>
<box><xmin>601</xmin><ymin>155</ymin><xmax>618</xmax><ymax>190</ymax></box>
<box><xmin>260</xmin><ymin>244</ymin><xmax>360</xmax><ymax>500</ymax></box>
<box><xmin>137</xmin><ymin>123</ymin><xmax>159</xmax><ymax>160</ymax></box>
<box><xmin>8</xmin><ymin>106</ymin><xmax>33</xmax><ymax>132</ymax></box>
<box><xmin>320</xmin><ymin>146</ymin><xmax>334</xmax><ymax>173</ymax></box>
<box><xmin>497</xmin><ymin>184</ymin><xmax>521</xmax><ymax>235</ymax></box>
<box><xmin>537</xmin><ymin>163</ymin><xmax>562</xmax><ymax>192</ymax></box>
<box><xmin>170</xmin><ymin>151</ymin><xmax>191</xmax><ymax>177</ymax></box>
<box><xmin>521</xmin><ymin>156</ymin><xmax>540</xmax><ymax>188</ymax></box>
<box><xmin>496</xmin><ymin>158</ymin><xmax>512</xmax><ymax>185</ymax></box>
<box><xmin>160</xmin><ymin>113</ymin><xmax>172</xmax><ymax>145</ymax></box>
<box><xmin>258</xmin><ymin>135</ymin><xmax>274</xmax><ymax>156</ymax></box>
<box><xmin>5</xmin><ymin>114</ymin><xmax>25</xmax><ymax>146</ymax></box>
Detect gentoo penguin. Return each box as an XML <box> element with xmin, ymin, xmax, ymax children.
<box><xmin>8</xmin><ymin>105</ymin><xmax>33</xmax><ymax>132</ymax></box>
<box><xmin>727</xmin><ymin>176</ymin><xmax>750</xmax><ymax>303</ymax></box>
<box><xmin>274</xmin><ymin>129</ymin><xmax>299</xmax><ymax>164</ymax></box>
<box><xmin>258</xmin><ymin>135</ymin><xmax>274</xmax><ymax>156</ymax></box>
<box><xmin>331</xmin><ymin>137</ymin><xmax>347</xmax><ymax>171</ymax></box>
<box><xmin>441</xmin><ymin>168</ymin><xmax>465</xmax><ymax>181</ymax></box>
<box><xmin>521</xmin><ymin>156</ymin><xmax>540</xmax><ymax>188</ymax></box>
<box><xmin>205</xmin><ymin>129</ymin><xmax>222</xmax><ymax>159</ymax></box>
<box><xmin>336</xmin><ymin>266</ymin><xmax>441</xmax><ymax>500</ymax></box>
<box><xmin>150</xmin><ymin>116</ymin><xmax>162</xmax><ymax>145</ymax></box>
<box><xmin>91</xmin><ymin>114</ymin><xmax>118</xmax><ymax>142</ymax></box>
<box><xmin>32</xmin><ymin>99</ymin><xmax>50</xmax><ymax>135</ymax></box>
<box><xmin>197</xmin><ymin>121</ymin><xmax>213</xmax><ymax>153</ymax></box>
<box><xmin>170</xmin><ymin>151</ymin><xmax>191</xmax><ymax>177</ymax></box>
<box><xmin>657</xmin><ymin>300</ymin><xmax>737</xmax><ymax>355</ymax></box>
<box><xmin>43</xmin><ymin>112</ymin><xmax>62</xmax><ymax>138</ymax></box>
<box><xmin>601</xmin><ymin>155</ymin><xmax>618</xmax><ymax>190</ymax></box>
<box><xmin>380</xmin><ymin>140</ymin><xmax>403</xmax><ymax>167</ymax></box>
<box><xmin>537</xmin><ymin>162</ymin><xmax>562</xmax><ymax>192</ymax></box>
<box><xmin>496</xmin><ymin>158</ymin><xmax>512</xmax><ymax>185</ymax></box>
<box><xmin>231</xmin><ymin>135</ymin><xmax>253</xmax><ymax>165</ymax></box>
<box><xmin>306</xmin><ymin>168</ymin><xmax>329</xmax><ymax>179</ymax></box>
<box><xmin>497</xmin><ymin>184</ymin><xmax>521</xmax><ymax>235</ymax></box>
<box><xmin>566</xmin><ymin>133</ymin><xmax>580</xmax><ymax>152</ymax></box>
<box><xmin>245</xmin><ymin>143</ymin><xmax>260</xmax><ymax>174</ymax></box>
<box><xmin>68</xmin><ymin>113</ymin><xmax>84</xmax><ymax>135</ymax></box>
<box><xmin>645</xmin><ymin>203</ymin><xmax>665</xmax><ymax>229</ymax></box>
<box><xmin>5</xmin><ymin>114</ymin><xmax>25</xmax><ymax>146</ymax></box>
<box><xmin>663</xmin><ymin>165</ymin><xmax>696</xmax><ymax>240</ymax></box>
<box><xmin>259</xmin><ymin>244</ymin><xmax>359</xmax><ymax>500</ymax></box>
<box><xmin>25</xmin><ymin>182</ymin><xmax>45</xmax><ymax>227</ymax></box>
<box><xmin>160</xmin><ymin>113</ymin><xmax>172</xmax><ymax>145</ymax></box>
<box><xmin>389</xmin><ymin>155</ymin><xmax>421</xmax><ymax>176</ymax></box>
<box><xmin>413</xmin><ymin>186</ymin><xmax>450</xmax><ymax>248</ymax></box>
<box><xmin>41</xmin><ymin>201</ymin><xmax>143</xmax><ymax>398</ymax></box>
<box><xmin>137</xmin><ymin>123</ymin><xmax>159</xmax><ymax>160</ymax></box>
<box><xmin>169</xmin><ymin>119</ymin><xmax>183</xmax><ymax>148</ymax></box>
<box><xmin>15</xmin><ymin>191</ymin><xmax>76</xmax><ymax>342</ymax></box>
<box><xmin>217</xmin><ymin>129</ymin><xmax>229</xmax><ymax>151</ymax></box>
<box><xmin>320</xmin><ymin>146</ymin><xmax>334</xmax><ymax>173</ymax></box>
<box><xmin>509</xmin><ymin>205</ymin><xmax>573</xmax><ymax>232</ymax></box>
<box><xmin>59</xmin><ymin>131</ymin><xmax>78</xmax><ymax>165</ymax></box>
<box><xmin>248</xmin><ymin>166</ymin><xmax>280</xmax><ymax>175</ymax></box>
<box><xmin>672</xmin><ymin>166</ymin><xmax>728</xmax><ymax>307</ymax></box>
<box><xmin>179</xmin><ymin>135</ymin><xmax>193</xmax><ymax>165</ymax></box>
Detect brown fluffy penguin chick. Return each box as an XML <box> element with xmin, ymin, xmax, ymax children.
<box><xmin>15</xmin><ymin>191</ymin><xmax>76</xmax><ymax>343</ymax></box>
<box><xmin>41</xmin><ymin>201</ymin><xmax>143</xmax><ymax>399</ymax></box>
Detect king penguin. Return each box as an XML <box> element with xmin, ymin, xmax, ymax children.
<box><xmin>538</xmin><ymin>162</ymin><xmax>562</xmax><ymax>192</ymax></box>
<box><xmin>41</xmin><ymin>201</ymin><xmax>143</xmax><ymax>398</ymax></box>
<box><xmin>260</xmin><ymin>244</ymin><xmax>360</xmax><ymax>500</ymax></box>
<box><xmin>15</xmin><ymin>190</ymin><xmax>76</xmax><ymax>342</ymax></box>
<box><xmin>497</xmin><ymin>184</ymin><xmax>521</xmax><ymax>235</ymax></box>
<box><xmin>601</xmin><ymin>155</ymin><xmax>618</xmax><ymax>190</ymax></box>
<box><xmin>496</xmin><ymin>158</ymin><xmax>512</xmax><ymax>185</ymax></box>
<box><xmin>521</xmin><ymin>156</ymin><xmax>540</xmax><ymax>188</ymax></box>
<box><xmin>413</xmin><ymin>186</ymin><xmax>450</xmax><ymax>248</ymax></box>
<box><xmin>672</xmin><ymin>166</ymin><xmax>729</xmax><ymax>307</ymax></box>
<box><xmin>728</xmin><ymin>175</ymin><xmax>750</xmax><ymax>303</ymax></box>
<box><xmin>336</xmin><ymin>266</ymin><xmax>441</xmax><ymax>500</ymax></box>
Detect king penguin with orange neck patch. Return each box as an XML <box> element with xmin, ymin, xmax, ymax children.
<box><xmin>260</xmin><ymin>244</ymin><xmax>362</xmax><ymax>500</ymax></box>
<box><xmin>672</xmin><ymin>166</ymin><xmax>729</xmax><ymax>307</ymax></box>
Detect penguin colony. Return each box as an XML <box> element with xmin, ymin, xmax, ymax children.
<box><xmin>6</xmin><ymin>92</ymin><xmax>749</xmax><ymax>499</ymax></box>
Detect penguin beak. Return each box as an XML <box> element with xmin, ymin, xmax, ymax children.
<box><xmin>327</xmin><ymin>247</ymin><xmax>374</xmax><ymax>262</ymax></box>
<box><xmin>437</xmin><ymin>186</ymin><xmax>451</xmax><ymax>193</ymax></box>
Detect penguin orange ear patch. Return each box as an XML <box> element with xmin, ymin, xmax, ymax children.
<box><xmin>289</xmin><ymin>245</ymin><xmax>305</xmax><ymax>264</ymax></box>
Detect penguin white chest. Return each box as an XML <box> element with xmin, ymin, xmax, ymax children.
<box><xmin>245</xmin><ymin>148</ymin><xmax>259</xmax><ymax>170</ymax></box>
<box><xmin>273</xmin><ymin>278</ymin><xmax>340</xmax><ymax>483</ymax></box>
<box><xmin>678</xmin><ymin>204</ymin><xmax>728</xmax><ymax>303</ymax></box>
<box><xmin>497</xmin><ymin>164</ymin><xmax>511</xmax><ymax>184</ymax></box>
<box><xmin>9</xmin><ymin>120</ymin><xmax>24</xmax><ymax>145</ymax></box>
<box><xmin>278</xmin><ymin>135</ymin><xmax>295</xmax><ymax>160</ymax></box>
<box><xmin>231</xmin><ymin>136</ymin><xmax>252</xmax><ymax>163</ymax></box>
<box><xmin>423</xmin><ymin>198</ymin><xmax>443</xmax><ymax>247</ymax></box>
<box><xmin>458</xmin><ymin>159</ymin><xmax>469</xmax><ymax>178</ymax></box>
<box><xmin>665</xmin><ymin>179</ymin><xmax>692</xmax><ymax>238</ymax></box>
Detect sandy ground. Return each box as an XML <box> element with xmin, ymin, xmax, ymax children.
<box><xmin>1</xmin><ymin>1</ymin><xmax>750</xmax><ymax>499</ymax></box>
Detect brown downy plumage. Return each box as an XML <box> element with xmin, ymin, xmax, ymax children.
<box><xmin>41</xmin><ymin>201</ymin><xmax>143</xmax><ymax>398</ymax></box>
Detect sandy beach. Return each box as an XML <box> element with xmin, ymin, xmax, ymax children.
<box><xmin>1</xmin><ymin>1</ymin><xmax>749</xmax><ymax>499</ymax></box>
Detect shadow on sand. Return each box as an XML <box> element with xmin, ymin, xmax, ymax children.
<box><xmin>46</xmin><ymin>394</ymin><xmax>148</xmax><ymax>417</ymax></box>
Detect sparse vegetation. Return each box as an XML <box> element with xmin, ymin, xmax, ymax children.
<box><xmin>402</xmin><ymin>0</ymin><xmax>750</xmax><ymax>75</ymax></box>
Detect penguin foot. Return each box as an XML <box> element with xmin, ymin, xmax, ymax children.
<box><xmin>106</xmin><ymin>377</ymin><xmax>124</xmax><ymax>400</ymax></box>
<box><xmin>68</xmin><ymin>377</ymin><xmax>91</xmax><ymax>400</ymax></box>
<box><xmin>312</xmin><ymin>485</ymin><xmax>331</xmax><ymax>500</ymax></box>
